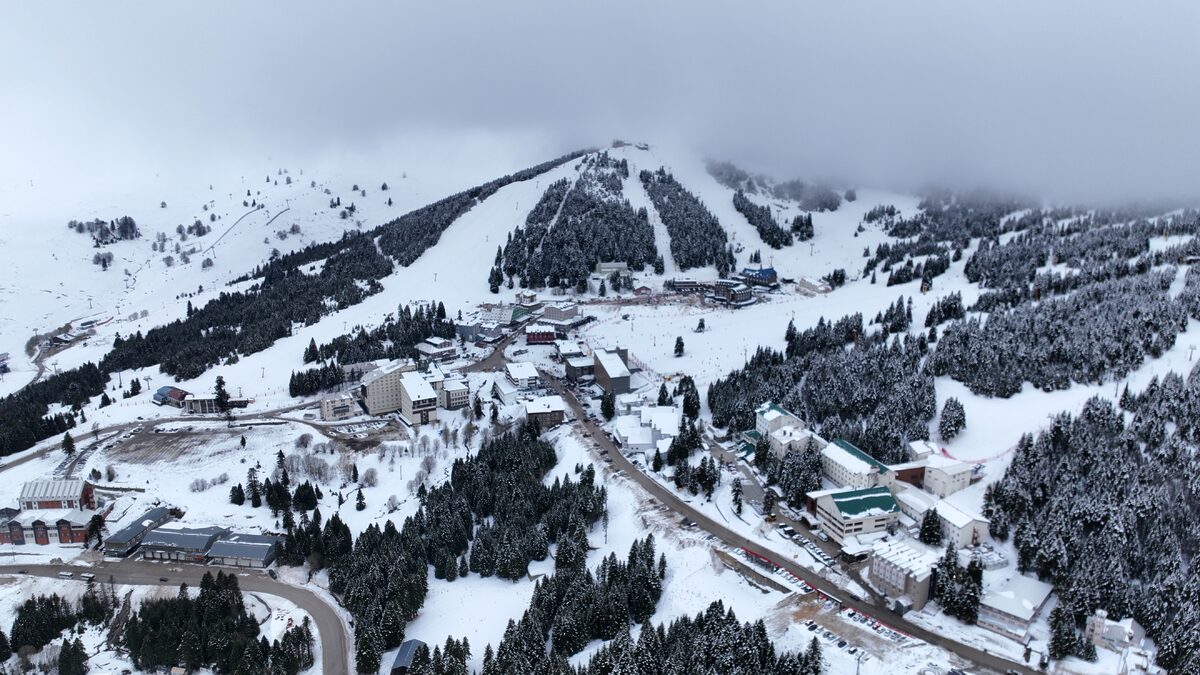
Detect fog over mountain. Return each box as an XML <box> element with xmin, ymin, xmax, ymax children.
<box><xmin>3</xmin><ymin>1</ymin><xmax>1199</xmax><ymax>203</ymax></box>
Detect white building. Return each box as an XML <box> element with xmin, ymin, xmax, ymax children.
<box><xmin>813</xmin><ymin>487</ymin><xmax>900</xmax><ymax>544</ymax></box>
<box><xmin>869</xmin><ymin>539</ymin><xmax>938</xmax><ymax>610</ymax></box>
<box><xmin>1085</xmin><ymin>609</ymin><xmax>1146</xmax><ymax>653</ymax></box>
<box><xmin>398</xmin><ymin>372</ymin><xmax>438</xmax><ymax>426</ymax></box>
<box><xmin>769</xmin><ymin>426</ymin><xmax>826</xmax><ymax>459</ymax></box>
<box><xmin>416</xmin><ymin>336</ymin><xmax>457</xmax><ymax>362</ymax></box>
<box><xmin>923</xmin><ymin>454</ymin><xmax>974</xmax><ymax>497</ymax></box>
<box><xmin>360</xmin><ymin>359</ymin><xmax>418</xmax><ymax>415</ymax></box>
<box><xmin>319</xmin><ymin>393</ymin><xmax>357</xmax><ymax>421</ymax></box>
<box><xmin>977</xmin><ymin>574</ymin><xmax>1054</xmax><ymax>641</ymax></box>
<box><xmin>754</xmin><ymin>402</ymin><xmax>802</xmax><ymax>439</ymax></box>
<box><xmin>821</xmin><ymin>439</ymin><xmax>894</xmax><ymax>489</ymax></box>
<box><xmin>506</xmin><ymin>361</ymin><xmax>541</xmax><ymax>390</ymax></box>
<box><xmin>613</xmin><ymin>405</ymin><xmax>681</xmax><ymax>454</ymax></box>
<box><xmin>441</xmin><ymin>378</ymin><xmax>469</xmax><ymax>410</ymax></box>
<box><xmin>907</xmin><ymin>439</ymin><xmax>939</xmax><ymax>461</ymax></box>
<box><xmin>935</xmin><ymin>501</ymin><xmax>989</xmax><ymax>548</ymax></box>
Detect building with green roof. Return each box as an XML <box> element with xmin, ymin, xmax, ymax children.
<box><xmin>814</xmin><ymin>486</ymin><xmax>900</xmax><ymax>543</ymax></box>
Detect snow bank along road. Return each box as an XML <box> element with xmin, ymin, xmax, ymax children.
<box><xmin>0</xmin><ymin>561</ymin><xmax>348</xmax><ymax>674</ymax></box>
<box><xmin>541</xmin><ymin>373</ymin><xmax>1038</xmax><ymax>675</ymax></box>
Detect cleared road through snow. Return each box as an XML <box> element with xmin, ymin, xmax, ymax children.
<box><xmin>0</xmin><ymin>561</ymin><xmax>348</xmax><ymax>674</ymax></box>
<box><xmin>542</xmin><ymin>372</ymin><xmax>1038</xmax><ymax>675</ymax></box>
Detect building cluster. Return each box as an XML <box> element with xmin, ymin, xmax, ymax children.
<box><xmin>744</xmin><ymin>402</ymin><xmax>1012</xmax><ymax>621</ymax></box>
<box><xmin>458</xmin><ymin>292</ymin><xmax>587</xmax><ymax>349</ymax></box>
<box><xmin>153</xmin><ymin>385</ymin><xmax>253</xmax><ymax>414</ymax></box>
<box><xmin>353</xmin><ymin>361</ymin><xmax>469</xmax><ymax>426</ymax></box>
<box><xmin>1083</xmin><ymin>610</ymin><xmax>1165</xmax><ymax>674</ymax></box>
<box><xmin>103</xmin><ymin>507</ymin><xmax>280</xmax><ymax>568</ymax></box>
<box><xmin>611</xmin><ymin>398</ymin><xmax>683</xmax><ymax>459</ymax></box>
<box><xmin>0</xmin><ymin>480</ymin><xmax>103</xmax><ymax>546</ymax></box>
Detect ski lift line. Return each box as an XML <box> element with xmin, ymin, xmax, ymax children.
<box><xmin>203</xmin><ymin>205</ymin><xmax>283</xmax><ymax>255</ymax></box>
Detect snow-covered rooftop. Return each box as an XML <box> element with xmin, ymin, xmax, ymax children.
<box><xmin>823</xmin><ymin>438</ymin><xmax>891</xmax><ymax>476</ymax></box>
<box><xmin>19</xmin><ymin>479</ymin><xmax>87</xmax><ymax>502</ymax></box>
<box><xmin>400</xmin><ymin>371</ymin><xmax>437</xmax><ymax>401</ymax></box>
<box><xmin>506</xmin><ymin>361</ymin><xmax>539</xmax><ymax>381</ymax></box>
<box><xmin>594</xmin><ymin>350</ymin><xmax>630</xmax><ymax>378</ymax></box>
<box><xmin>981</xmin><ymin>574</ymin><xmax>1054</xmax><ymax>621</ymax></box>
<box><xmin>872</xmin><ymin>539</ymin><xmax>938</xmax><ymax>579</ymax></box>
<box><xmin>936</xmin><ymin>501</ymin><xmax>987</xmax><ymax>529</ymax></box>
<box><xmin>525</xmin><ymin>395</ymin><xmax>566</xmax><ymax>415</ymax></box>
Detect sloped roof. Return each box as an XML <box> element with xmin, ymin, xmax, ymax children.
<box><xmin>20</xmin><ymin>479</ymin><xmax>87</xmax><ymax>502</ymax></box>
<box><xmin>827</xmin><ymin>439</ymin><xmax>892</xmax><ymax>475</ymax></box>
<box><xmin>828</xmin><ymin>487</ymin><xmax>898</xmax><ymax>520</ymax></box>
<box><xmin>981</xmin><ymin>575</ymin><xmax>1053</xmax><ymax>621</ymax></box>
<box><xmin>142</xmin><ymin>525</ymin><xmax>226</xmax><ymax>550</ymax></box>
<box><xmin>400</xmin><ymin>372</ymin><xmax>437</xmax><ymax>401</ymax></box>
<box><xmin>104</xmin><ymin>507</ymin><xmax>173</xmax><ymax>546</ymax></box>
<box><xmin>208</xmin><ymin>533</ymin><xmax>281</xmax><ymax>562</ymax></box>
<box><xmin>594</xmin><ymin>350</ymin><xmax>630</xmax><ymax>378</ymax></box>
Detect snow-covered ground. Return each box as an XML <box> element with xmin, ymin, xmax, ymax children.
<box><xmin>0</xmin><ymin>574</ymin><xmax>317</xmax><ymax>674</ymax></box>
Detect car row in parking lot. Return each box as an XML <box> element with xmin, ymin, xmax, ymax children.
<box><xmin>802</xmin><ymin>619</ymin><xmax>870</xmax><ymax>661</ymax></box>
<box><xmin>774</xmin><ymin>522</ymin><xmax>837</xmax><ymax>567</ymax></box>
<box><xmin>840</xmin><ymin>607</ymin><xmax>910</xmax><ymax>644</ymax></box>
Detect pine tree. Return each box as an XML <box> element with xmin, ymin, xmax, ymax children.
<box><xmin>657</xmin><ymin>384</ymin><xmax>670</xmax><ymax>406</ymax></box>
<box><xmin>674</xmin><ymin>336</ymin><xmax>685</xmax><ymax>357</ymax></box>
<box><xmin>919</xmin><ymin>510</ymin><xmax>943</xmax><ymax>545</ymax></box>
<box><xmin>215</xmin><ymin>375</ymin><xmax>232</xmax><ymax>421</ymax></box>
<box><xmin>0</xmin><ymin>627</ymin><xmax>9</xmax><ymax>662</ymax></box>
<box><xmin>355</xmin><ymin>490</ymin><xmax>366</xmax><ymax>511</ymax></box>
<box><xmin>652</xmin><ymin>449</ymin><xmax>663</xmax><ymax>472</ymax></box>
<box><xmin>939</xmin><ymin>397</ymin><xmax>966</xmax><ymax>440</ymax></box>
<box><xmin>732</xmin><ymin>478</ymin><xmax>744</xmax><ymax>516</ymax></box>
<box><xmin>762</xmin><ymin>490</ymin><xmax>776</xmax><ymax>518</ymax></box>
<box><xmin>473</xmin><ymin>396</ymin><xmax>484</xmax><ymax>420</ymax></box>
<box><xmin>62</xmin><ymin>431</ymin><xmax>75</xmax><ymax>456</ymax></box>
<box><xmin>303</xmin><ymin>338</ymin><xmax>319</xmax><ymax>363</ymax></box>
<box><xmin>601</xmin><ymin>391</ymin><xmax>615</xmax><ymax>421</ymax></box>
<box><xmin>230</xmin><ymin>483</ymin><xmax>245</xmax><ymax>505</ymax></box>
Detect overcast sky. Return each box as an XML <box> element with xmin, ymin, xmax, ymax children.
<box><xmin>3</xmin><ymin>1</ymin><xmax>1199</xmax><ymax>204</ymax></box>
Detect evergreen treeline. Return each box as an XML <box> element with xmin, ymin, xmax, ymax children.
<box><xmin>932</xmin><ymin>543</ymin><xmax>983</xmax><ymax>625</ymax></box>
<box><xmin>378</xmin><ymin>150</ymin><xmax>591</xmax><ymax>266</ymax></box>
<box><xmin>495</xmin><ymin>154</ymin><xmax>656</xmax><ymax>291</ymax></box>
<box><xmin>765</xmin><ymin>437</ymin><xmax>822</xmax><ymax>507</ymax></box>
<box><xmin>103</xmin><ymin>232</ymin><xmax>394</xmax><ymax>379</ymax></box>
<box><xmin>67</xmin><ymin>215</ymin><xmax>141</xmax><ymax>243</ymax></box>
<box><xmin>709</xmin><ymin>313</ymin><xmax>934</xmax><ymax>463</ymax></box>
<box><xmin>771</xmin><ymin>179</ymin><xmax>842</xmax><ymax>213</ymax></box>
<box><xmin>288</xmin><ymin>361</ymin><xmax>348</xmax><ymax>397</ymax></box>
<box><xmin>928</xmin><ymin>271</ymin><xmax>1185</xmax><ymax>397</ymax></box>
<box><xmin>480</xmin><ymin>537</ymin><xmax>665</xmax><ymax>671</ymax></box>
<box><xmin>733</xmin><ymin>190</ymin><xmax>792</xmax><ymax>248</ymax></box>
<box><xmin>578</xmin><ymin>601</ymin><xmax>823</xmax><ymax>675</ymax></box>
<box><xmin>924</xmin><ymin>293</ymin><xmax>965</xmax><ymax>327</ymax></box>
<box><xmin>323</xmin><ymin>426</ymin><xmax>607</xmax><ymax>672</ymax></box>
<box><xmin>790</xmin><ymin>214</ymin><xmax>814</xmax><ymax>241</ymax></box>
<box><xmin>640</xmin><ymin>168</ymin><xmax>733</xmax><ymax>275</ymax></box>
<box><xmin>124</xmin><ymin>571</ymin><xmax>313</xmax><ymax>674</ymax></box>
<box><xmin>964</xmin><ymin>211</ymin><xmax>1200</xmax><ymax>292</ymax></box>
<box><xmin>0</xmin><ymin>362</ymin><xmax>103</xmax><ymax>457</ymax></box>
<box><xmin>9</xmin><ymin>594</ymin><xmax>79</xmax><ymax>653</ymax></box>
<box><xmin>984</xmin><ymin>387</ymin><xmax>1200</xmax><ymax>672</ymax></box>
<box><xmin>312</xmin><ymin>301</ymin><xmax>453</xmax><ymax>364</ymax></box>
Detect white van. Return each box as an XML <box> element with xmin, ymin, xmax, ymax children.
<box><xmin>80</xmin><ymin>573</ymin><xmax>96</xmax><ymax>581</ymax></box>
<box><xmin>58</xmin><ymin>571</ymin><xmax>74</xmax><ymax>578</ymax></box>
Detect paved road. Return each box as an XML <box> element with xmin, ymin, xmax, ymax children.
<box><xmin>0</xmin><ymin>561</ymin><xmax>349</xmax><ymax>674</ymax></box>
<box><xmin>541</xmin><ymin>374</ymin><xmax>1037</xmax><ymax>675</ymax></box>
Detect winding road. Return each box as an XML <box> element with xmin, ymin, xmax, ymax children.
<box><xmin>541</xmin><ymin>373</ymin><xmax>1037</xmax><ymax>675</ymax></box>
<box><xmin>0</xmin><ymin>561</ymin><xmax>348</xmax><ymax>674</ymax></box>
